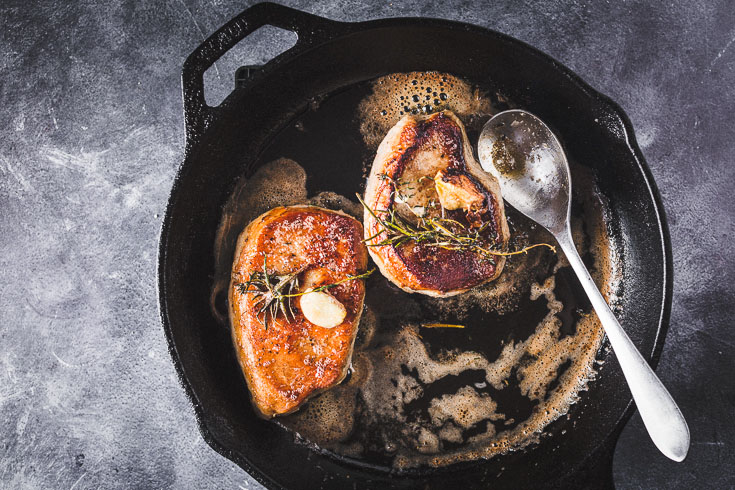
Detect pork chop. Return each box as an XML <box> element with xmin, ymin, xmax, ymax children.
<box><xmin>229</xmin><ymin>205</ymin><xmax>369</xmax><ymax>417</ymax></box>
<box><xmin>363</xmin><ymin>110</ymin><xmax>510</xmax><ymax>296</ymax></box>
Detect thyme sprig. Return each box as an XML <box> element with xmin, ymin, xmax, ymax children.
<box><xmin>358</xmin><ymin>193</ymin><xmax>556</xmax><ymax>260</ymax></box>
<box><xmin>378</xmin><ymin>172</ymin><xmax>416</xmax><ymax>202</ymax></box>
<box><xmin>235</xmin><ymin>253</ymin><xmax>374</xmax><ymax>329</ymax></box>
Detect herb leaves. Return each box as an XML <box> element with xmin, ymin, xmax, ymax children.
<box><xmin>235</xmin><ymin>254</ymin><xmax>374</xmax><ymax>329</ymax></box>
<box><xmin>358</xmin><ymin>193</ymin><xmax>555</xmax><ymax>260</ymax></box>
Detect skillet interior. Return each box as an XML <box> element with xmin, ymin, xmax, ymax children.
<box><xmin>159</xmin><ymin>5</ymin><xmax>670</xmax><ymax>489</ymax></box>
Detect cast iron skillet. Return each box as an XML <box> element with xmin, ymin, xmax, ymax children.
<box><xmin>158</xmin><ymin>3</ymin><xmax>672</xmax><ymax>488</ymax></box>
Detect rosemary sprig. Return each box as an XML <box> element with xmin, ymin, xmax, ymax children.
<box><xmin>358</xmin><ymin>193</ymin><xmax>556</xmax><ymax>260</ymax></box>
<box><xmin>235</xmin><ymin>253</ymin><xmax>374</xmax><ymax>329</ymax></box>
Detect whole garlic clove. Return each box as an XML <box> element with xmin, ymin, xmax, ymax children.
<box><xmin>299</xmin><ymin>290</ymin><xmax>347</xmax><ymax>328</ymax></box>
<box><xmin>434</xmin><ymin>169</ymin><xmax>485</xmax><ymax>211</ymax></box>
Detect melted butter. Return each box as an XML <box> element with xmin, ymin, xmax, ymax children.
<box><xmin>491</xmin><ymin>137</ymin><xmax>526</xmax><ymax>177</ymax></box>
<box><xmin>357</xmin><ymin>71</ymin><xmax>496</xmax><ymax>149</ymax></box>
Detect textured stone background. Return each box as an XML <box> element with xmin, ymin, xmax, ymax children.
<box><xmin>1</xmin><ymin>1</ymin><xmax>733</xmax><ymax>488</ymax></box>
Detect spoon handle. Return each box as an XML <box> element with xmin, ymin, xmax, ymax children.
<box><xmin>554</xmin><ymin>228</ymin><xmax>690</xmax><ymax>462</ymax></box>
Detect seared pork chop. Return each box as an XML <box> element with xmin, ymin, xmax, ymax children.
<box><xmin>363</xmin><ymin>110</ymin><xmax>510</xmax><ymax>296</ymax></box>
<box><xmin>229</xmin><ymin>205</ymin><xmax>369</xmax><ymax>417</ymax></box>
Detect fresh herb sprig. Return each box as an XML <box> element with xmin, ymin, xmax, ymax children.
<box><xmin>378</xmin><ymin>172</ymin><xmax>416</xmax><ymax>203</ymax></box>
<box><xmin>235</xmin><ymin>253</ymin><xmax>374</xmax><ymax>329</ymax></box>
<box><xmin>358</xmin><ymin>193</ymin><xmax>555</xmax><ymax>260</ymax></box>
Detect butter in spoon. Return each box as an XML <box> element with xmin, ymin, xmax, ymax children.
<box><xmin>477</xmin><ymin>109</ymin><xmax>690</xmax><ymax>462</ymax></box>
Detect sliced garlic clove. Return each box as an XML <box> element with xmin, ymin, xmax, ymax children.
<box><xmin>299</xmin><ymin>290</ymin><xmax>347</xmax><ymax>328</ymax></box>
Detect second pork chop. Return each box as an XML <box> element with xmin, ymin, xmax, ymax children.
<box><xmin>363</xmin><ymin>110</ymin><xmax>510</xmax><ymax>296</ymax></box>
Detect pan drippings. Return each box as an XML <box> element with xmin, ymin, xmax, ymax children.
<box><xmin>211</xmin><ymin>72</ymin><xmax>621</xmax><ymax>470</ymax></box>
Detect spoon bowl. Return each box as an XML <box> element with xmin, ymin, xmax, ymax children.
<box><xmin>478</xmin><ymin>110</ymin><xmax>570</xmax><ymax>234</ymax></box>
<box><xmin>478</xmin><ymin>109</ymin><xmax>690</xmax><ymax>462</ymax></box>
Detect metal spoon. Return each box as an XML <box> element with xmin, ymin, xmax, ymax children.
<box><xmin>477</xmin><ymin>109</ymin><xmax>690</xmax><ymax>462</ymax></box>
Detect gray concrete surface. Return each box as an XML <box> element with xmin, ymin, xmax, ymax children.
<box><xmin>1</xmin><ymin>1</ymin><xmax>733</xmax><ymax>488</ymax></box>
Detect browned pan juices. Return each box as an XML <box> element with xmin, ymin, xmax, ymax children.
<box><xmin>211</xmin><ymin>72</ymin><xmax>622</xmax><ymax>470</ymax></box>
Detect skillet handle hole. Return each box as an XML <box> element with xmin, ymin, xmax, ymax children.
<box><xmin>203</xmin><ymin>25</ymin><xmax>298</xmax><ymax>107</ymax></box>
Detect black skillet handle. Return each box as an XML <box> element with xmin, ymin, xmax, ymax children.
<box><xmin>181</xmin><ymin>2</ymin><xmax>340</xmax><ymax>151</ymax></box>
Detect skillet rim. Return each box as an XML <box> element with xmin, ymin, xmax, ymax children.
<box><xmin>158</xmin><ymin>9</ymin><xmax>673</xmax><ymax>488</ymax></box>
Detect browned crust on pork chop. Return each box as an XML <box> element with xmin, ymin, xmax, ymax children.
<box><xmin>363</xmin><ymin>111</ymin><xmax>510</xmax><ymax>296</ymax></box>
<box><xmin>229</xmin><ymin>205</ymin><xmax>368</xmax><ymax>417</ymax></box>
